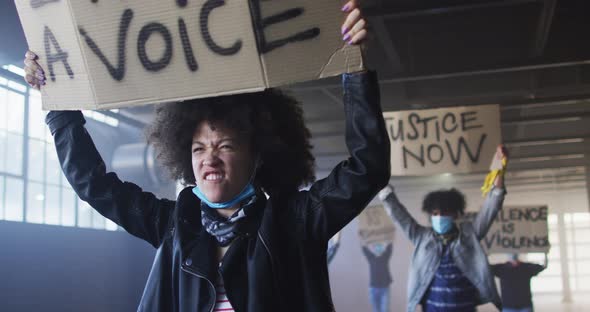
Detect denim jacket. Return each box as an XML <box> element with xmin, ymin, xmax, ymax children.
<box><xmin>380</xmin><ymin>186</ymin><xmax>506</xmax><ymax>312</ymax></box>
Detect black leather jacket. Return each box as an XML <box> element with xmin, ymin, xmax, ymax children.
<box><xmin>46</xmin><ymin>71</ymin><xmax>390</xmax><ymax>312</ymax></box>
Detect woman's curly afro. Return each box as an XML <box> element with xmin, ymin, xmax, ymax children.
<box><xmin>147</xmin><ymin>89</ymin><xmax>315</xmax><ymax>195</ymax></box>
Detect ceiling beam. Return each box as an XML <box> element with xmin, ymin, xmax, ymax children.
<box><xmin>380</xmin><ymin>59</ymin><xmax>590</xmax><ymax>84</ymax></box>
<box><xmin>368</xmin><ymin>16</ymin><xmax>404</xmax><ymax>73</ymax></box>
<box><xmin>532</xmin><ymin>0</ymin><xmax>557</xmax><ymax>57</ymax></box>
<box><xmin>501</xmin><ymin>111</ymin><xmax>590</xmax><ymax>125</ymax></box>
<box><xmin>292</xmin><ymin>64</ymin><xmax>590</xmax><ymax>96</ymax></box>
<box><xmin>364</xmin><ymin>0</ymin><xmax>539</xmax><ymax>20</ymax></box>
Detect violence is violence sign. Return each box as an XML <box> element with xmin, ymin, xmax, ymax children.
<box><xmin>383</xmin><ymin>104</ymin><xmax>501</xmax><ymax>176</ymax></box>
<box><xmin>16</xmin><ymin>0</ymin><xmax>362</xmax><ymax>109</ymax></box>
<box><xmin>462</xmin><ymin>205</ymin><xmax>550</xmax><ymax>254</ymax></box>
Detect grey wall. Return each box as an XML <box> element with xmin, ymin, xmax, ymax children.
<box><xmin>0</xmin><ymin>221</ymin><xmax>155</xmax><ymax>312</ymax></box>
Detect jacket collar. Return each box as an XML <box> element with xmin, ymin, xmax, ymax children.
<box><xmin>176</xmin><ymin>187</ymin><xmax>217</xmax><ymax>279</ymax></box>
<box><xmin>175</xmin><ymin>187</ymin><xmax>267</xmax><ymax>281</ymax></box>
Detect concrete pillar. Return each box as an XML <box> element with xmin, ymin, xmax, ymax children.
<box><xmin>557</xmin><ymin>213</ymin><xmax>572</xmax><ymax>302</ymax></box>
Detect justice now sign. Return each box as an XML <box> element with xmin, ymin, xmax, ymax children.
<box><xmin>383</xmin><ymin>104</ymin><xmax>501</xmax><ymax>176</ymax></box>
<box><xmin>16</xmin><ymin>0</ymin><xmax>362</xmax><ymax>110</ymax></box>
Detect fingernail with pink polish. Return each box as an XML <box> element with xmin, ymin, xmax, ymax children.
<box><xmin>341</xmin><ymin>3</ymin><xmax>350</xmax><ymax>11</ymax></box>
<box><xmin>343</xmin><ymin>34</ymin><xmax>351</xmax><ymax>41</ymax></box>
<box><xmin>341</xmin><ymin>27</ymin><xmax>348</xmax><ymax>35</ymax></box>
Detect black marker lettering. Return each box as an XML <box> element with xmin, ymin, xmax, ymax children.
<box><xmin>176</xmin><ymin>0</ymin><xmax>187</xmax><ymax>7</ymax></box>
<box><xmin>79</xmin><ymin>9</ymin><xmax>133</xmax><ymax>81</ymax></box>
<box><xmin>200</xmin><ymin>0</ymin><xmax>242</xmax><ymax>56</ymax></box>
<box><xmin>178</xmin><ymin>18</ymin><xmax>198</xmax><ymax>72</ymax></box>
<box><xmin>461</xmin><ymin>111</ymin><xmax>483</xmax><ymax>131</ymax></box>
<box><xmin>498</xmin><ymin>210</ymin><xmax>508</xmax><ymax>222</ymax></box>
<box><xmin>462</xmin><ymin>134</ymin><xmax>487</xmax><ymax>162</ymax></box>
<box><xmin>250</xmin><ymin>0</ymin><xmax>320</xmax><ymax>54</ymax></box>
<box><xmin>418</xmin><ymin>116</ymin><xmax>436</xmax><ymax>139</ymax></box>
<box><xmin>419</xmin><ymin>116</ymin><xmax>436</xmax><ymax>139</ymax></box>
<box><xmin>435</xmin><ymin>120</ymin><xmax>441</xmax><ymax>142</ymax></box>
<box><xmin>445</xmin><ymin>134</ymin><xmax>487</xmax><ymax>165</ymax></box>
<box><xmin>502</xmin><ymin>223</ymin><xmax>515</xmax><ymax>234</ymax></box>
<box><xmin>445</xmin><ymin>139</ymin><xmax>461</xmax><ymax>165</ymax></box>
<box><xmin>483</xmin><ymin>232</ymin><xmax>497</xmax><ymax>249</ymax></box>
<box><xmin>427</xmin><ymin>144</ymin><xmax>444</xmax><ymax>164</ymax></box>
<box><xmin>407</xmin><ymin>113</ymin><xmax>420</xmax><ymax>140</ymax></box>
<box><xmin>43</xmin><ymin>25</ymin><xmax>74</xmax><ymax>82</ymax></box>
<box><xmin>403</xmin><ymin>145</ymin><xmax>425</xmax><ymax>168</ymax></box>
<box><xmin>138</xmin><ymin>23</ymin><xmax>173</xmax><ymax>72</ymax></box>
<box><xmin>539</xmin><ymin>206</ymin><xmax>548</xmax><ymax>221</ymax></box>
<box><xmin>386</xmin><ymin>117</ymin><xmax>404</xmax><ymax>141</ymax></box>
<box><xmin>442</xmin><ymin>112</ymin><xmax>458</xmax><ymax>133</ymax></box>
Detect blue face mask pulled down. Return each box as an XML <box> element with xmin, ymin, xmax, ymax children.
<box><xmin>192</xmin><ymin>183</ymin><xmax>256</xmax><ymax>209</ymax></box>
<box><xmin>431</xmin><ymin>215</ymin><xmax>455</xmax><ymax>234</ymax></box>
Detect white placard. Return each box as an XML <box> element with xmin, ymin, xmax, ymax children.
<box><xmin>384</xmin><ymin>104</ymin><xmax>502</xmax><ymax>176</ymax></box>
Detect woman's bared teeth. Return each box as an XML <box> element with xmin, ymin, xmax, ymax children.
<box><xmin>205</xmin><ymin>174</ymin><xmax>223</xmax><ymax>181</ymax></box>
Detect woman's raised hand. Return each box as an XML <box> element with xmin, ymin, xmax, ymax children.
<box><xmin>496</xmin><ymin>144</ymin><xmax>509</xmax><ymax>164</ymax></box>
<box><xmin>341</xmin><ymin>0</ymin><xmax>368</xmax><ymax>45</ymax></box>
<box><xmin>23</xmin><ymin>50</ymin><xmax>46</xmax><ymax>90</ymax></box>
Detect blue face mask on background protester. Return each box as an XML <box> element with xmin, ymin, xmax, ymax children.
<box><xmin>431</xmin><ymin>215</ymin><xmax>455</xmax><ymax>234</ymax></box>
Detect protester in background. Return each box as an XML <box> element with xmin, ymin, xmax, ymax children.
<box><xmin>378</xmin><ymin>145</ymin><xmax>508</xmax><ymax>312</ymax></box>
<box><xmin>362</xmin><ymin>242</ymin><xmax>393</xmax><ymax>312</ymax></box>
<box><xmin>491</xmin><ymin>253</ymin><xmax>548</xmax><ymax>312</ymax></box>
<box><xmin>23</xmin><ymin>1</ymin><xmax>391</xmax><ymax>311</ymax></box>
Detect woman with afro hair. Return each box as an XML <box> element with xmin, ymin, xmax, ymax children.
<box><xmin>23</xmin><ymin>1</ymin><xmax>390</xmax><ymax>311</ymax></box>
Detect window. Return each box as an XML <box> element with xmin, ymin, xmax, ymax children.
<box><xmin>524</xmin><ymin>211</ymin><xmax>590</xmax><ymax>298</ymax></box>
<box><xmin>0</xmin><ymin>67</ymin><xmax>118</xmax><ymax>231</ymax></box>
<box><xmin>83</xmin><ymin>110</ymin><xmax>120</xmax><ymax>127</ymax></box>
<box><xmin>524</xmin><ymin>214</ymin><xmax>562</xmax><ymax>293</ymax></box>
<box><xmin>564</xmin><ymin>212</ymin><xmax>590</xmax><ymax>292</ymax></box>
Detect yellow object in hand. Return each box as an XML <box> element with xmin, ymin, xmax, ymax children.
<box><xmin>481</xmin><ymin>157</ymin><xmax>507</xmax><ymax>196</ymax></box>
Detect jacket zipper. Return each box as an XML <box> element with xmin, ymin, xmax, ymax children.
<box><xmin>257</xmin><ymin>231</ymin><xmax>284</xmax><ymax>308</ymax></box>
<box><xmin>181</xmin><ymin>266</ymin><xmax>216</xmax><ymax>312</ymax></box>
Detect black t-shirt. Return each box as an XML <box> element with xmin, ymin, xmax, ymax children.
<box><xmin>361</xmin><ymin>243</ymin><xmax>393</xmax><ymax>288</ymax></box>
<box><xmin>491</xmin><ymin>262</ymin><xmax>545</xmax><ymax>309</ymax></box>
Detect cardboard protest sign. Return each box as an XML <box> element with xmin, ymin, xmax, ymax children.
<box><xmin>16</xmin><ymin>0</ymin><xmax>362</xmax><ymax>110</ymax></box>
<box><xmin>461</xmin><ymin>205</ymin><xmax>550</xmax><ymax>254</ymax></box>
<box><xmin>383</xmin><ymin>104</ymin><xmax>501</xmax><ymax>176</ymax></box>
<box><xmin>357</xmin><ymin>206</ymin><xmax>395</xmax><ymax>246</ymax></box>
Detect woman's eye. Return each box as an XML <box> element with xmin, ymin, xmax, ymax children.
<box><xmin>220</xmin><ymin>145</ymin><xmax>233</xmax><ymax>150</ymax></box>
<box><xmin>192</xmin><ymin>147</ymin><xmax>204</xmax><ymax>153</ymax></box>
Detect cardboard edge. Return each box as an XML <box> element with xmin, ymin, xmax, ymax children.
<box><xmin>246</xmin><ymin>0</ymin><xmax>270</xmax><ymax>89</ymax></box>
<box><xmin>65</xmin><ymin>0</ymin><xmax>98</xmax><ymax>110</ymax></box>
<box><xmin>317</xmin><ymin>44</ymin><xmax>364</xmax><ymax>79</ymax></box>
<box><xmin>94</xmin><ymin>86</ymin><xmax>267</xmax><ymax>110</ymax></box>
